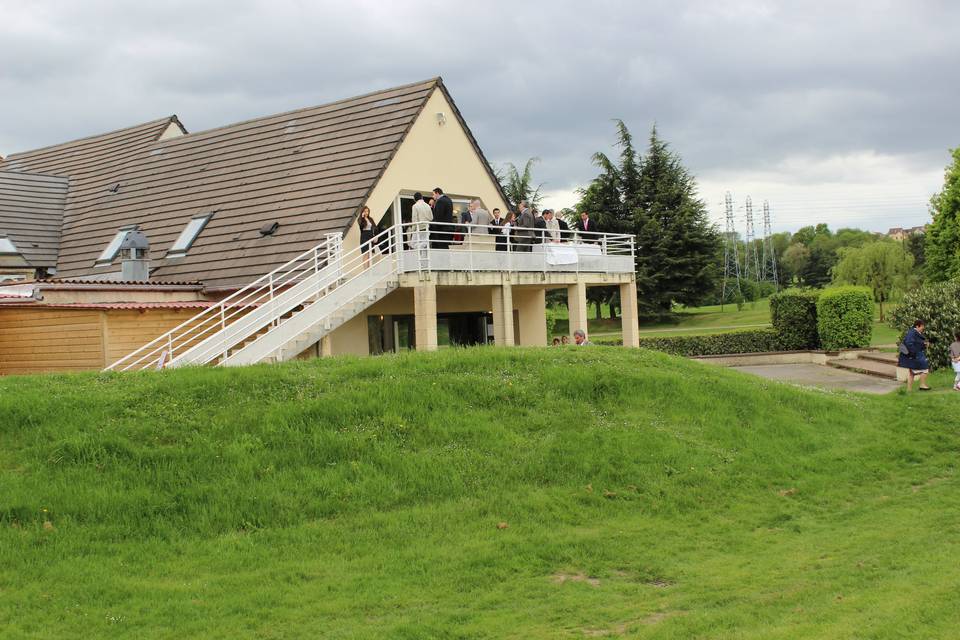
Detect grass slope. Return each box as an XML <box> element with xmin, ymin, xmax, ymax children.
<box><xmin>1</xmin><ymin>349</ymin><xmax>958</xmax><ymax>638</ymax></box>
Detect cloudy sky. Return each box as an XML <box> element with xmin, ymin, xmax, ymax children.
<box><xmin>2</xmin><ymin>0</ymin><xmax>957</xmax><ymax>233</ymax></box>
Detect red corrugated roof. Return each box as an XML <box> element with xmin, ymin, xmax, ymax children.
<box><xmin>0</xmin><ymin>300</ymin><xmax>224</xmax><ymax>310</ymax></box>
<box><xmin>36</xmin><ymin>278</ymin><xmax>203</xmax><ymax>286</ymax></box>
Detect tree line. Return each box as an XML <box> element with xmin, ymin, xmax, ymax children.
<box><xmin>499</xmin><ymin>126</ymin><xmax>960</xmax><ymax>320</ymax></box>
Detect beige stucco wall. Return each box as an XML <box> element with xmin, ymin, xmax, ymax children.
<box><xmin>326</xmin><ymin>283</ymin><xmax>547</xmax><ymax>356</ymax></box>
<box><xmin>514</xmin><ymin>287</ymin><xmax>547</xmax><ymax>347</ymax></box>
<box><xmin>343</xmin><ymin>89</ymin><xmax>510</xmax><ymax>253</ymax></box>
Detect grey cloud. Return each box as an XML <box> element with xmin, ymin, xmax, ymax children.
<box><xmin>2</xmin><ymin>0</ymin><xmax>958</xmax><ymax>230</ymax></box>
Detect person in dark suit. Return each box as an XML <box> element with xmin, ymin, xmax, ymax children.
<box><xmin>575</xmin><ymin>211</ymin><xmax>599</xmax><ymax>243</ymax></box>
<box><xmin>431</xmin><ymin>187</ymin><xmax>454</xmax><ymax>249</ymax></box>
<box><xmin>534</xmin><ymin>209</ymin><xmax>547</xmax><ymax>244</ymax></box>
<box><xmin>557</xmin><ymin>215</ymin><xmax>571</xmax><ymax>242</ymax></box>
<box><xmin>488</xmin><ymin>208</ymin><xmax>507</xmax><ymax>251</ymax></box>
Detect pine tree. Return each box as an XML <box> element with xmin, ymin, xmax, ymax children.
<box><xmin>577</xmin><ymin>123</ymin><xmax>721</xmax><ymax>316</ymax></box>
<box><xmin>633</xmin><ymin>126</ymin><xmax>720</xmax><ymax>314</ymax></box>
<box><xmin>925</xmin><ymin>147</ymin><xmax>960</xmax><ymax>282</ymax></box>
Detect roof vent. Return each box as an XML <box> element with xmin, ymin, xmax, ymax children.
<box><xmin>119</xmin><ymin>230</ymin><xmax>150</xmax><ymax>281</ymax></box>
<box><xmin>259</xmin><ymin>221</ymin><xmax>280</xmax><ymax>237</ymax></box>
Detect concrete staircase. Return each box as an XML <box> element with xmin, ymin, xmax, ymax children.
<box><xmin>222</xmin><ymin>259</ymin><xmax>398</xmax><ymax>366</ymax></box>
<box><xmin>827</xmin><ymin>351</ymin><xmax>900</xmax><ymax>381</ymax></box>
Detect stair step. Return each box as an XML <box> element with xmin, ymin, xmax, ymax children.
<box><xmin>860</xmin><ymin>351</ymin><xmax>898</xmax><ymax>365</ymax></box>
<box><xmin>827</xmin><ymin>358</ymin><xmax>899</xmax><ymax>380</ymax></box>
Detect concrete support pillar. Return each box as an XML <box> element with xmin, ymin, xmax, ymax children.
<box><xmin>619</xmin><ymin>281</ymin><xmax>640</xmax><ymax>348</ymax></box>
<box><xmin>319</xmin><ymin>335</ymin><xmax>333</xmax><ymax>357</ymax></box>
<box><xmin>414</xmin><ymin>277</ymin><xmax>438</xmax><ymax>351</ymax></box>
<box><xmin>515</xmin><ymin>287</ymin><xmax>547</xmax><ymax>346</ymax></box>
<box><xmin>491</xmin><ymin>279</ymin><xmax>515</xmax><ymax>346</ymax></box>
<box><xmin>567</xmin><ymin>281</ymin><xmax>588</xmax><ymax>341</ymax></box>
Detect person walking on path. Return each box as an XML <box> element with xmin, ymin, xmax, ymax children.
<box><xmin>898</xmin><ymin>319</ymin><xmax>932</xmax><ymax>391</ymax></box>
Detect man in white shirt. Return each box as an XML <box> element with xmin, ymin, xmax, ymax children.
<box><xmin>410</xmin><ymin>192</ymin><xmax>433</xmax><ymax>251</ymax></box>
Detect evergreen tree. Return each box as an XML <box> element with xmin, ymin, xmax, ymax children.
<box><xmin>633</xmin><ymin>126</ymin><xmax>720</xmax><ymax>313</ymax></box>
<box><xmin>925</xmin><ymin>147</ymin><xmax>960</xmax><ymax>282</ymax></box>
<box><xmin>576</xmin><ymin>122</ymin><xmax>720</xmax><ymax>316</ymax></box>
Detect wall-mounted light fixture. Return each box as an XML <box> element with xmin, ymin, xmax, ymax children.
<box><xmin>435</xmin><ymin>112</ymin><xmax>447</xmax><ymax>126</ymax></box>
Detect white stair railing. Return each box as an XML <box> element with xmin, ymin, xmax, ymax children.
<box><xmin>104</xmin><ymin>224</ymin><xmax>399</xmax><ymax>371</ymax></box>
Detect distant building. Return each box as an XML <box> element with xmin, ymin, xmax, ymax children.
<box><xmin>887</xmin><ymin>225</ymin><xmax>928</xmax><ymax>241</ymax></box>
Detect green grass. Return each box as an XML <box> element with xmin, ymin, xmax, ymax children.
<box><xmin>1</xmin><ymin>349</ymin><xmax>959</xmax><ymax>638</ymax></box>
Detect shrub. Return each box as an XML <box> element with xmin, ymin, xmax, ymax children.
<box><xmin>888</xmin><ymin>279</ymin><xmax>960</xmax><ymax>369</ymax></box>
<box><xmin>769</xmin><ymin>289</ymin><xmax>821</xmax><ymax>350</ymax></box>
<box><xmin>598</xmin><ymin>329</ymin><xmax>784</xmax><ymax>356</ymax></box>
<box><xmin>816</xmin><ymin>286</ymin><xmax>873</xmax><ymax>350</ymax></box>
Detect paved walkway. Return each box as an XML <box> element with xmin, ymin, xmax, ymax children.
<box><xmin>731</xmin><ymin>363</ymin><xmax>901</xmax><ymax>395</ymax></box>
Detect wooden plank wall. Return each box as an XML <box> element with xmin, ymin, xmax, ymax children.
<box><xmin>0</xmin><ymin>308</ymin><xmax>200</xmax><ymax>375</ymax></box>
<box><xmin>103</xmin><ymin>309</ymin><xmax>199</xmax><ymax>366</ymax></box>
<box><xmin>0</xmin><ymin>308</ymin><xmax>105</xmax><ymax>374</ymax></box>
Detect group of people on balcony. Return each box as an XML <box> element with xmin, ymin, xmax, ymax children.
<box><xmin>358</xmin><ymin>187</ymin><xmax>603</xmax><ymax>263</ymax></box>
<box><xmin>402</xmin><ymin>187</ymin><xmax>600</xmax><ymax>252</ymax></box>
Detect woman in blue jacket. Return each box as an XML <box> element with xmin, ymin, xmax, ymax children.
<box><xmin>898</xmin><ymin>319</ymin><xmax>931</xmax><ymax>391</ymax></box>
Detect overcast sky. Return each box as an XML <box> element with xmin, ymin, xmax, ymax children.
<box><xmin>2</xmin><ymin>0</ymin><xmax>957</xmax><ymax>233</ymax></box>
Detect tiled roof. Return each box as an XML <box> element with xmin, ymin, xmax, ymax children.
<box><xmin>0</xmin><ymin>171</ymin><xmax>69</xmax><ymax>267</ymax></box>
<box><xmin>0</xmin><ymin>79</ymin><xmax>446</xmax><ymax>288</ymax></box>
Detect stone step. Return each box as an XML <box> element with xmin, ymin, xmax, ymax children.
<box><xmin>827</xmin><ymin>357</ymin><xmax>899</xmax><ymax>381</ymax></box>
<box><xmin>860</xmin><ymin>351</ymin><xmax>898</xmax><ymax>365</ymax></box>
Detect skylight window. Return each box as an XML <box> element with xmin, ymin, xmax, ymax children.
<box><xmin>95</xmin><ymin>225</ymin><xmax>137</xmax><ymax>267</ymax></box>
<box><xmin>166</xmin><ymin>214</ymin><xmax>212</xmax><ymax>258</ymax></box>
<box><xmin>0</xmin><ymin>235</ymin><xmax>20</xmax><ymax>255</ymax></box>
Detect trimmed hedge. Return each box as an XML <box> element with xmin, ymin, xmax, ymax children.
<box><xmin>596</xmin><ymin>328</ymin><xmax>784</xmax><ymax>356</ymax></box>
<box><xmin>816</xmin><ymin>286</ymin><xmax>874</xmax><ymax>350</ymax></box>
<box><xmin>770</xmin><ymin>289</ymin><xmax>821</xmax><ymax>350</ymax></box>
<box><xmin>888</xmin><ymin>279</ymin><xmax>960</xmax><ymax>369</ymax></box>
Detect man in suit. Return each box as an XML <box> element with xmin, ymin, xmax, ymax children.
<box><xmin>469</xmin><ymin>199</ymin><xmax>491</xmax><ymax>229</ymax></box>
<box><xmin>488</xmin><ymin>208</ymin><xmax>507</xmax><ymax>251</ymax></box>
<box><xmin>557</xmin><ymin>214</ymin><xmax>571</xmax><ymax>242</ymax></box>
<box><xmin>534</xmin><ymin>209</ymin><xmax>548</xmax><ymax>244</ymax></box>
<box><xmin>431</xmin><ymin>187</ymin><xmax>454</xmax><ymax>249</ymax></box>
<box><xmin>514</xmin><ymin>200</ymin><xmax>535</xmax><ymax>252</ymax></box>
<box><xmin>575</xmin><ymin>211</ymin><xmax>599</xmax><ymax>243</ymax></box>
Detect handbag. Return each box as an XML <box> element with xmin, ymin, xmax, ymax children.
<box><xmin>898</xmin><ymin>342</ymin><xmax>909</xmax><ymax>356</ymax></box>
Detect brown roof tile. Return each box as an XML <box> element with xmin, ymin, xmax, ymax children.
<box><xmin>0</xmin><ymin>170</ymin><xmax>69</xmax><ymax>267</ymax></box>
<box><xmin>0</xmin><ymin>78</ymin><xmax>504</xmax><ymax>289</ymax></box>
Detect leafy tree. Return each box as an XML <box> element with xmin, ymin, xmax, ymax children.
<box><xmin>781</xmin><ymin>243</ymin><xmax>810</xmax><ymax>285</ymax></box>
<box><xmin>833</xmin><ymin>227</ymin><xmax>876</xmax><ymax>249</ymax></box>
<box><xmin>832</xmin><ymin>240</ymin><xmax>914</xmax><ymax>321</ymax></box>
<box><xmin>497</xmin><ymin>158</ymin><xmax>544</xmax><ymax>210</ymax></box>
<box><xmin>904</xmin><ymin>232</ymin><xmax>926</xmax><ymax>273</ymax></box>
<box><xmin>925</xmin><ymin>147</ymin><xmax>960</xmax><ymax>282</ymax></box>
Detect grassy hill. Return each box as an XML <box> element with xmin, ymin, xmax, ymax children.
<box><xmin>1</xmin><ymin>349</ymin><xmax>958</xmax><ymax>638</ymax></box>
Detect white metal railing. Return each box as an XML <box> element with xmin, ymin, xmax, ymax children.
<box><xmin>105</xmin><ymin>218</ymin><xmax>635</xmax><ymax>371</ymax></box>
<box><xmin>105</xmin><ymin>224</ymin><xmax>398</xmax><ymax>371</ymax></box>
<box><xmin>391</xmin><ymin>220</ymin><xmax>635</xmax><ymax>275</ymax></box>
